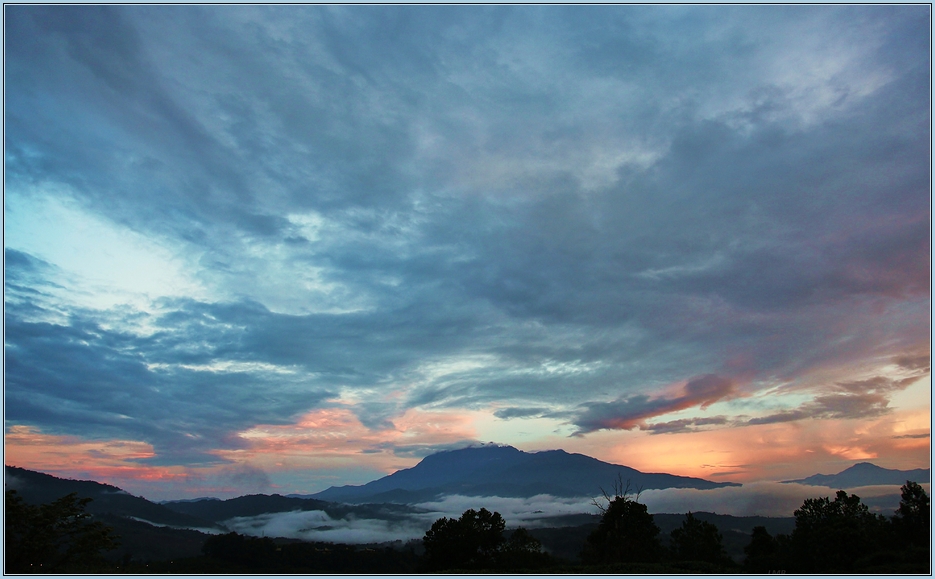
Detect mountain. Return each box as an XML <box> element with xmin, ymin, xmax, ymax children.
<box><xmin>310</xmin><ymin>444</ymin><xmax>740</xmax><ymax>504</ymax></box>
<box><xmin>5</xmin><ymin>465</ymin><xmax>221</xmax><ymax>530</ymax></box>
<box><xmin>159</xmin><ymin>493</ymin><xmax>424</xmax><ymax>524</ymax></box>
<box><xmin>782</xmin><ymin>462</ymin><xmax>930</xmax><ymax>487</ymax></box>
<box><xmin>4</xmin><ymin>465</ymin><xmax>221</xmax><ymax>562</ymax></box>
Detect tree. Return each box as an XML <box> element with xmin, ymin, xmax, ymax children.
<box><xmin>893</xmin><ymin>480</ymin><xmax>930</xmax><ymax>548</ymax></box>
<box><xmin>742</xmin><ymin>525</ymin><xmax>779</xmax><ymax>573</ymax></box>
<box><xmin>422</xmin><ymin>508</ymin><xmax>506</xmax><ymax>570</ymax></box>
<box><xmin>669</xmin><ymin>511</ymin><xmax>731</xmax><ymax>565</ymax></box>
<box><xmin>497</xmin><ymin>527</ymin><xmax>551</xmax><ymax>569</ymax></box>
<box><xmin>581</xmin><ymin>477</ymin><xmax>662</xmax><ymax>564</ymax></box>
<box><xmin>5</xmin><ymin>489</ymin><xmax>119</xmax><ymax>573</ymax></box>
<box><xmin>202</xmin><ymin>532</ymin><xmax>278</xmax><ymax>569</ymax></box>
<box><xmin>787</xmin><ymin>490</ymin><xmax>885</xmax><ymax>572</ymax></box>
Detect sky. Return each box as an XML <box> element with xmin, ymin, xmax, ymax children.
<box><xmin>4</xmin><ymin>5</ymin><xmax>931</xmax><ymax>503</ymax></box>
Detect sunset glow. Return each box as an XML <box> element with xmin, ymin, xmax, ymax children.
<box><xmin>4</xmin><ymin>5</ymin><xmax>930</xmax><ymax>505</ymax></box>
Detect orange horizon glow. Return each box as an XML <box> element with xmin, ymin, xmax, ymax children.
<box><xmin>6</xmin><ymin>396</ymin><xmax>929</xmax><ymax>501</ymax></box>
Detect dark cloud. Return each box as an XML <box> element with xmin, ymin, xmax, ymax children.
<box><xmin>493</xmin><ymin>407</ymin><xmax>551</xmax><ymax>420</ymax></box>
<box><xmin>573</xmin><ymin>375</ymin><xmax>736</xmax><ymax>434</ymax></box>
<box><xmin>643</xmin><ymin>416</ymin><xmax>729</xmax><ymax>435</ymax></box>
<box><xmin>747</xmin><ymin>393</ymin><xmax>891</xmax><ymax>426</ymax></box>
<box><xmin>218</xmin><ymin>464</ymin><xmax>272</xmax><ymax>493</ymax></box>
<box><xmin>371</xmin><ymin>441</ymin><xmax>484</xmax><ymax>459</ymax></box>
<box><xmin>4</xmin><ymin>5</ymin><xmax>929</xmax><ymax>471</ymax></box>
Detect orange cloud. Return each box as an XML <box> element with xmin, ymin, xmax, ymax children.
<box><xmin>217</xmin><ymin>406</ymin><xmax>479</xmax><ymax>475</ymax></box>
<box><xmin>4</xmin><ymin>425</ymin><xmax>193</xmax><ymax>488</ymax></box>
<box><xmin>573</xmin><ymin>374</ymin><xmax>738</xmax><ymax>434</ymax></box>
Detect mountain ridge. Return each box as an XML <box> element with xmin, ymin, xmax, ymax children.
<box><xmin>309</xmin><ymin>444</ymin><xmax>741</xmax><ymax>504</ymax></box>
<box><xmin>782</xmin><ymin>462</ymin><xmax>930</xmax><ymax>487</ymax></box>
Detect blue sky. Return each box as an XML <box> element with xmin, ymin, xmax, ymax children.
<box><xmin>4</xmin><ymin>5</ymin><xmax>930</xmax><ymax>500</ymax></box>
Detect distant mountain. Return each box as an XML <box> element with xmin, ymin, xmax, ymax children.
<box><xmin>161</xmin><ymin>492</ymin><xmax>428</xmax><ymax>524</ymax></box>
<box><xmin>4</xmin><ymin>465</ymin><xmax>221</xmax><ymax>530</ymax></box>
<box><xmin>782</xmin><ymin>462</ymin><xmax>930</xmax><ymax>488</ymax></box>
<box><xmin>4</xmin><ymin>465</ymin><xmax>222</xmax><ymax>563</ymax></box>
<box><xmin>310</xmin><ymin>444</ymin><xmax>740</xmax><ymax>504</ymax></box>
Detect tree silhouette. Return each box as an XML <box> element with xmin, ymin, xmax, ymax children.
<box><xmin>787</xmin><ymin>490</ymin><xmax>885</xmax><ymax>572</ymax></box>
<box><xmin>202</xmin><ymin>531</ymin><xmax>277</xmax><ymax>569</ymax></box>
<box><xmin>742</xmin><ymin>525</ymin><xmax>780</xmax><ymax>573</ymax></box>
<box><xmin>5</xmin><ymin>489</ymin><xmax>119</xmax><ymax>573</ymax></box>
<box><xmin>669</xmin><ymin>511</ymin><xmax>731</xmax><ymax>565</ymax></box>
<box><xmin>497</xmin><ymin>527</ymin><xmax>550</xmax><ymax>569</ymax></box>
<box><xmin>581</xmin><ymin>477</ymin><xmax>661</xmax><ymax>564</ymax></box>
<box><xmin>893</xmin><ymin>480</ymin><xmax>930</xmax><ymax>548</ymax></box>
<box><xmin>422</xmin><ymin>507</ymin><xmax>506</xmax><ymax>570</ymax></box>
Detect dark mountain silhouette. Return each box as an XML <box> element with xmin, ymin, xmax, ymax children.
<box><xmin>160</xmin><ymin>493</ymin><xmax>424</xmax><ymax>524</ymax></box>
<box><xmin>782</xmin><ymin>462</ymin><xmax>930</xmax><ymax>487</ymax></box>
<box><xmin>309</xmin><ymin>444</ymin><xmax>740</xmax><ymax>504</ymax></box>
<box><xmin>4</xmin><ymin>465</ymin><xmax>221</xmax><ymax>530</ymax></box>
<box><xmin>162</xmin><ymin>493</ymin><xmax>332</xmax><ymax>522</ymax></box>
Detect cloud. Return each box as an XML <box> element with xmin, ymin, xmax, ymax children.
<box><xmin>493</xmin><ymin>407</ymin><xmax>552</xmax><ymax>420</ymax></box>
<box><xmin>4</xmin><ymin>5</ymin><xmax>929</xmax><ymax>491</ymax></box>
<box><xmin>223</xmin><ymin>510</ymin><xmax>431</xmax><ymax>545</ymax></box>
<box><xmin>643</xmin><ymin>416</ymin><xmax>730</xmax><ymax>435</ymax></box>
<box><xmin>638</xmin><ymin>481</ymin><xmax>926</xmax><ymax>517</ymax></box>
<box><xmin>225</xmin><ymin>493</ymin><xmax>598</xmax><ymax>544</ymax></box>
<box><xmin>747</xmin><ymin>374</ymin><xmax>920</xmax><ymax>424</ymax></box>
<box><xmin>218</xmin><ymin>465</ymin><xmax>272</xmax><ymax>494</ymax></box>
<box><xmin>217</xmin><ymin>481</ymin><xmax>931</xmax><ymax>544</ymax></box>
<box><xmin>573</xmin><ymin>374</ymin><xmax>736</xmax><ymax>434</ymax></box>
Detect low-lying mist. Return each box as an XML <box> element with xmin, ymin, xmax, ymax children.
<box><xmin>639</xmin><ymin>481</ymin><xmax>922</xmax><ymax>517</ymax></box>
<box><xmin>219</xmin><ymin>482</ymin><xmax>928</xmax><ymax>544</ymax></box>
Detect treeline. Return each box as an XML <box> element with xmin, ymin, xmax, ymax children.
<box><xmin>743</xmin><ymin>482</ymin><xmax>930</xmax><ymax>573</ymax></box>
<box><xmin>579</xmin><ymin>479</ymin><xmax>930</xmax><ymax>574</ymax></box>
<box><xmin>5</xmin><ymin>481</ymin><xmax>931</xmax><ymax>573</ymax></box>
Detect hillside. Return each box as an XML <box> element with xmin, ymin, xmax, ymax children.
<box><xmin>783</xmin><ymin>462</ymin><xmax>930</xmax><ymax>488</ymax></box>
<box><xmin>310</xmin><ymin>444</ymin><xmax>740</xmax><ymax>504</ymax></box>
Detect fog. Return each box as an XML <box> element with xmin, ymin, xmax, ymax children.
<box><xmin>640</xmin><ymin>482</ymin><xmax>927</xmax><ymax>517</ymax></box>
<box><xmin>220</xmin><ymin>482</ymin><xmax>929</xmax><ymax>544</ymax></box>
<box><xmin>222</xmin><ymin>509</ymin><xmax>434</xmax><ymax>544</ymax></box>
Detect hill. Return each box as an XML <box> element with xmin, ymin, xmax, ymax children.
<box><xmin>5</xmin><ymin>465</ymin><xmax>221</xmax><ymax>530</ymax></box>
<box><xmin>309</xmin><ymin>444</ymin><xmax>740</xmax><ymax>504</ymax></box>
<box><xmin>782</xmin><ymin>462</ymin><xmax>930</xmax><ymax>488</ymax></box>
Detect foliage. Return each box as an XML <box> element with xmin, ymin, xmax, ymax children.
<box><xmin>742</xmin><ymin>525</ymin><xmax>780</xmax><ymax>573</ymax></box>
<box><xmin>497</xmin><ymin>527</ymin><xmax>551</xmax><ymax>569</ymax></box>
<box><xmin>669</xmin><ymin>511</ymin><xmax>731</xmax><ymax>565</ymax></box>
<box><xmin>581</xmin><ymin>477</ymin><xmax>662</xmax><ymax>564</ymax></box>
<box><xmin>202</xmin><ymin>531</ymin><xmax>277</xmax><ymax>568</ymax></box>
<box><xmin>202</xmin><ymin>532</ymin><xmax>420</xmax><ymax>573</ymax></box>
<box><xmin>787</xmin><ymin>489</ymin><xmax>887</xmax><ymax>572</ymax></box>
<box><xmin>421</xmin><ymin>507</ymin><xmax>504</xmax><ymax>570</ymax></box>
<box><xmin>894</xmin><ymin>480</ymin><xmax>930</xmax><ymax>547</ymax></box>
<box><xmin>421</xmin><ymin>508</ymin><xmax>550</xmax><ymax>570</ymax></box>
<box><xmin>743</xmin><ymin>486</ymin><xmax>932</xmax><ymax>573</ymax></box>
<box><xmin>5</xmin><ymin>489</ymin><xmax>119</xmax><ymax>573</ymax></box>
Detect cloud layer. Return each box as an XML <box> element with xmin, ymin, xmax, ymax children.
<box><xmin>4</xmin><ymin>5</ymin><xmax>929</xmax><ymax>496</ymax></box>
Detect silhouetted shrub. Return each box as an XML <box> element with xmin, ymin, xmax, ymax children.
<box><xmin>581</xmin><ymin>479</ymin><xmax>661</xmax><ymax>564</ymax></box>
<box><xmin>5</xmin><ymin>490</ymin><xmax>119</xmax><ymax>573</ymax></box>
<box><xmin>669</xmin><ymin>512</ymin><xmax>731</xmax><ymax>565</ymax></box>
<box><xmin>786</xmin><ymin>490</ymin><xmax>886</xmax><ymax>572</ymax></box>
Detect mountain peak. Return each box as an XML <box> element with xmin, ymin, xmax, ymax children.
<box><xmin>310</xmin><ymin>445</ymin><xmax>739</xmax><ymax>504</ymax></box>
<box><xmin>783</xmin><ymin>462</ymin><xmax>929</xmax><ymax>487</ymax></box>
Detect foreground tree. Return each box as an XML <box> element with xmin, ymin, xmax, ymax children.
<box><xmin>581</xmin><ymin>478</ymin><xmax>662</xmax><ymax>564</ymax></box>
<box><xmin>787</xmin><ymin>490</ymin><xmax>885</xmax><ymax>572</ymax></box>
<box><xmin>893</xmin><ymin>480</ymin><xmax>930</xmax><ymax>548</ymax></box>
<box><xmin>497</xmin><ymin>527</ymin><xmax>551</xmax><ymax>569</ymax></box>
<box><xmin>742</xmin><ymin>525</ymin><xmax>781</xmax><ymax>573</ymax></box>
<box><xmin>422</xmin><ymin>508</ymin><xmax>506</xmax><ymax>570</ymax></box>
<box><xmin>202</xmin><ymin>532</ymin><xmax>278</xmax><ymax>569</ymax></box>
<box><xmin>5</xmin><ymin>490</ymin><xmax>119</xmax><ymax>573</ymax></box>
<box><xmin>669</xmin><ymin>512</ymin><xmax>731</xmax><ymax>565</ymax></box>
